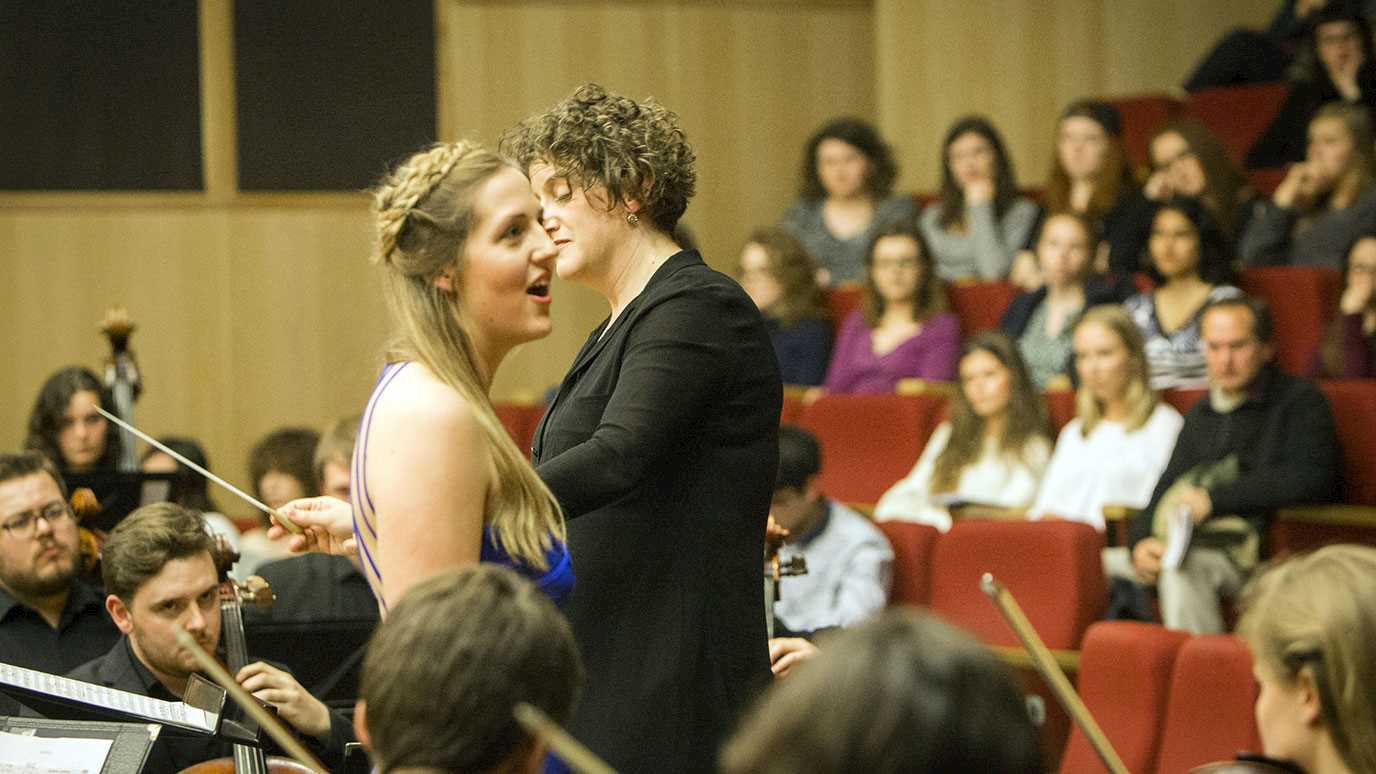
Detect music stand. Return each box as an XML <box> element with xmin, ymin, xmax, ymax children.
<box><xmin>64</xmin><ymin>472</ymin><xmax>180</xmax><ymax>532</ymax></box>
<box><xmin>0</xmin><ymin>716</ymin><xmax>158</xmax><ymax>774</ymax></box>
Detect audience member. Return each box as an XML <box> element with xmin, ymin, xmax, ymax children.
<box><xmin>314</xmin><ymin>415</ymin><xmax>359</xmax><ymax>502</ymax></box>
<box><xmin>920</xmin><ymin>115</ymin><xmax>1041</xmax><ymax>280</ymax></box>
<box><xmin>780</xmin><ymin>117</ymin><xmax>917</xmax><ymax>285</ymax></box>
<box><xmin>769</xmin><ymin>426</ymin><xmax>891</xmax><ymax>637</ymax></box>
<box><xmin>874</xmin><ymin>332</ymin><xmax>1051</xmax><ymax>530</ymax></box>
<box><xmin>140</xmin><ymin>437</ymin><xmax>241</xmax><ymax>554</ymax></box>
<box><xmin>1031</xmin><ymin>99</ymin><xmax>1148</xmax><ymax>281</ymax></box>
<box><xmin>0</xmin><ymin>453</ymin><xmax>119</xmax><ymax>677</ymax></box>
<box><xmin>822</xmin><ymin>222</ymin><xmax>959</xmax><ymax>393</ymax></box>
<box><xmin>1125</xmin><ymin>197</ymin><xmax>1243</xmax><ymax>389</ymax></box>
<box><xmin>1240</xmin><ymin>101</ymin><xmax>1376</xmax><ymax>268</ymax></box>
<box><xmin>1248</xmin><ymin>5</ymin><xmax>1376</xmax><ymax>168</ymax></box>
<box><xmin>354</xmin><ymin>565</ymin><xmax>583</xmax><ymax>774</ymax></box>
<box><xmin>1315</xmin><ymin>233</ymin><xmax>1376</xmax><ymax>376</ymax></box>
<box><xmin>238</xmin><ymin>426</ymin><xmax>321</xmax><ymax>576</ymax></box>
<box><xmin>1028</xmin><ymin>307</ymin><xmax>1184</xmax><ymax>530</ymax></box>
<box><xmin>1145</xmin><ymin>119</ymin><xmax>1258</xmax><ymax>242</ymax></box>
<box><xmin>1120</xmin><ymin>296</ymin><xmax>1339</xmax><ymax>634</ymax></box>
<box><xmin>1184</xmin><ymin>0</ymin><xmax>1334</xmax><ymax>92</ymax></box>
<box><xmin>720</xmin><ymin>609</ymin><xmax>1042</xmax><ymax>774</ymax></box>
<box><xmin>1236</xmin><ymin>544</ymin><xmax>1376</xmax><ymax>774</ymax></box>
<box><xmin>1000</xmin><ymin>212</ymin><xmax>1134</xmax><ymax>387</ymax></box>
<box><xmin>66</xmin><ymin>502</ymin><xmax>353</xmax><ymax>773</ymax></box>
<box><xmin>736</xmin><ymin>228</ymin><xmax>833</xmax><ymax>386</ymax></box>
<box><xmin>23</xmin><ymin>366</ymin><xmax>123</xmax><ymax>475</ymax></box>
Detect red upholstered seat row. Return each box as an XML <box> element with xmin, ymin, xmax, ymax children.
<box><xmin>1104</xmin><ymin>82</ymin><xmax>1291</xmax><ymax>172</ymax></box>
<box><xmin>1060</xmin><ymin>623</ymin><xmax>1261</xmax><ymax>774</ymax></box>
<box><xmin>877</xmin><ymin>519</ymin><xmax>1106</xmax><ymax>650</ymax></box>
<box><xmin>825</xmin><ymin>266</ymin><xmax>1343</xmax><ymax>380</ymax></box>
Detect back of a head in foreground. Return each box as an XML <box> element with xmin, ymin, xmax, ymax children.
<box><xmin>721</xmin><ymin>609</ymin><xmax>1042</xmax><ymax>774</ymax></box>
<box><xmin>359</xmin><ymin>565</ymin><xmax>583</xmax><ymax>773</ymax></box>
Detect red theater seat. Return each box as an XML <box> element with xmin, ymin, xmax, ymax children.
<box><xmin>875</xmin><ymin>520</ymin><xmax>939</xmax><ymax>607</ymax></box>
<box><xmin>1059</xmin><ymin>622</ymin><xmax>1191</xmax><ymax>774</ymax></box>
<box><xmin>1183</xmin><ymin>82</ymin><xmax>1291</xmax><ymax>166</ymax></box>
<box><xmin>1161</xmin><ymin>388</ymin><xmax>1206</xmax><ymax>416</ymax></box>
<box><xmin>927</xmin><ymin>520</ymin><xmax>1106</xmax><ymax>650</ymax></box>
<box><xmin>494</xmin><ymin>402</ymin><xmax>545</xmax><ymax>455</ymax></box>
<box><xmin>1319</xmin><ymin>380</ymin><xmax>1376</xmax><ymax>506</ymax></box>
<box><xmin>1106</xmin><ymin>94</ymin><xmax>1184</xmax><ymax>173</ymax></box>
<box><xmin>947</xmin><ymin>280</ymin><xmax>1017</xmax><ymax>336</ymax></box>
<box><xmin>1247</xmin><ymin>168</ymin><xmax>1287</xmax><ymax>196</ymax></box>
<box><xmin>1238</xmin><ymin>266</ymin><xmax>1341</xmax><ymax>375</ymax></box>
<box><xmin>825</xmin><ymin>284</ymin><xmax>863</xmax><ymax>341</ymax></box>
<box><xmin>1155</xmin><ymin>635</ymin><xmax>1262</xmax><ymax>773</ymax></box>
<box><xmin>798</xmin><ymin>393</ymin><xmax>941</xmax><ymax>505</ymax></box>
<box><xmin>1044</xmin><ymin>389</ymin><xmax>1077</xmax><ymax>434</ymax></box>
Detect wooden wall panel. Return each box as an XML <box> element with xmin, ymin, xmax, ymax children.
<box><xmin>877</xmin><ymin>0</ymin><xmax>1276</xmax><ymax>192</ymax></box>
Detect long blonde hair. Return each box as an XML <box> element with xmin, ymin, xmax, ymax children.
<box><xmin>1072</xmin><ymin>305</ymin><xmax>1158</xmax><ymax>437</ymax></box>
<box><xmin>1237</xmin><ymin>545</ymin><xmax>1376</xmax><ymax>774</ymax></box>
<box><xmin>372</xmin><ymin>141</ymin><xmax>564</xmax><ymax>569</ymax></box>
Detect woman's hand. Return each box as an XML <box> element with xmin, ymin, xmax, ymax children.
<box><xmin>237</xmin><ymin>662</ymin><xmax>331</xmax><ymax>741</ymax></box>
<box><xmin>1274</xmin><ymin>162</ymin><xmax>1321</xmax><ymax>209</ymax></box>
<box><xmin>1009</xmin><ymin>250</ymin><xmax>1041</xmax><ymax>290</ymax></box>
<box><xmin>1341</xmin><ymin>269</ymin><xmax>1375</xmax><ymax>314</ymax></box>
<box><xmin>1144</xmin><ymin>169</ymin><xmax>1173</xmax><ymax>201</ymax></box>
<box><xmin>768</xmin><ymin>637</ymin><xmax>818</xmax><ymax>679</ymax></box>
<box><xmin>268</xmin><ymin>496</ymin><xmax>357</xmax><ymax>556</ymax></box>
<box><xmin>963</xmin><ymin>178</ymin><xmax>995</xmax><ymax>206</ymax></box>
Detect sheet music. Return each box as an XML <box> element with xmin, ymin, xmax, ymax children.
<box><xmin>0</xmin><ymin>663</ymin><xmax>214</xmax><ymax>732</ymax></box>
<box><xmin>1161</xmin><ymin>505</ymin><xmax>1193</xmax><ymax>571</ymax></box>
<box><xmin>0</xmin><ymin>730</ymin><xmax>112</xmax><ymax>774</ymax></box>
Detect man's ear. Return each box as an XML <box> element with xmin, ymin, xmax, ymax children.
<box><xmin>803</xmin><ymin>473</ymin><xmax>824</xmax><ymax>503</ymax></box>
<box><xmin>352</xmin><ymin>700</ymin><xmax>372</xmax><ymax>753</ymax></box>
<box><xmin>106</xmin><ymin>594</ymin><xmax>134</xmax><ymax>635</ymax></box>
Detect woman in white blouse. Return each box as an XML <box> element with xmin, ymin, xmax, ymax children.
<box><xmin>875</xmin><ymin>332</ymin><xmax>1052</xmax><ymax>530</ymax></box>
<box><xmin>1029</xmin><ymin>305</ymin><xmax>1184</xmax><ymax>530</ymax></box>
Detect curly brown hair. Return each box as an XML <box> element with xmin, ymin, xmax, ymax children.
<box><xmin>500</xmin><ymin>83</ymin><xmax>697</xmax><ymax>233</ymax></box>
<box><xmin>737</xmin><ymin>227</ymin><xmax>828</xmax><ymax>327</ymax></box>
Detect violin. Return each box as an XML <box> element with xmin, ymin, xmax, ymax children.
<box><xmin>178</xmin><ymin>540</ymin><xmax>315</xmax><ymax>774</ymax></box>
<box><xmin>69</xmin><ymin>487</ymin><xmax>106</xmax><ymax>586</ymax></box>
<box><xmin>763</xmin><ymin>516</ymin><xmax>808</xmax><ymax>639</ymax></box>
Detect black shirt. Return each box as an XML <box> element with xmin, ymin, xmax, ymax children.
<box><xmin>0</xmin><ymin>580</ymin><xmax>119</xmax><ymax>714</ymax></box>
<box><xmin>63</xmin><ymin>637</ymin><xmax>352</xmax><ymax>774</ymax></box>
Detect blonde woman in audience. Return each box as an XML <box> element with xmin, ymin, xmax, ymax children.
<box><xmin>1124</xmin><ymin>196</ymin><xmax>1242</xmax><ymax>390</ymax></box>
<box><xmin>1236</xmin><ymin>544</ymin><xmax>1376</xmax><ymax>774</ymax></box>
<box><xmin>920</xmin><ymin>115</ymin><xmax>1041</xmax><ymax>281</ymax></box>
<box><xmin>821</xmin><ymin>221</ymin><xmax>960</xmax><ymax>394</ymax></box>
<box><xmin>736</xmin><ymin>227</ymin><xmax>833</xmax><ymax>386</ymax></box>
<box><xmin>781</xmin><ymin>117</ymin><xmax>917</xmax><ymax>285</ymax></box>
<box><xmin>1028</xmin><ymin>306</ymin><xmax>1183</xmax><ymax>530</ymax></box>
<box><xmin>1240</xmin><ymin>101</ymin><xmax>1376</xmax><ymax>269</ymax></box>
<box><xmin>874</xmin><ymin>332</ymin><xmax>1051</xmax><ymax>531</ymax></box>
<box><xmin>1013</xmin><ymin>100</ymin><xmax>1145</xmax><ymax>286</ymax></box>
<box><xmin>999</xmin><ymin>212</ymin><xmax>1134</xmax><ymax>388</ymax></box>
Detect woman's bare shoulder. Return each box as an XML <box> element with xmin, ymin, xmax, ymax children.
<box><xmin>370</xmin><ymin>363</ymin><xmax>483</xmax><ymax>438</ymax></box>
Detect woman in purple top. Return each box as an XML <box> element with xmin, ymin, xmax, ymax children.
<box><xmin>823</xmin><ymin>221</ymin><xmax>960</xmax><ymax>393</ymax></box>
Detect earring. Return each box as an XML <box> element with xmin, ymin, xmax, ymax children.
<box><xmin>626</xmin><ymin>213</ymin><xmax>640</xmax><ymax>226</ymax></box>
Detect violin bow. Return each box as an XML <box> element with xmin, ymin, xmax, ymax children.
<box><xmin>980</xmin><ymin>573</ymin><xmax>1129</xmax><ymax>774</ymax></box>
<box><xmin>513</xmin><ymin>702</ymin><xmax>618</xmax><ymax>774</ymax></box>
<box><xmin>173</xmin><ymin>625</ymin><xmax>327</xmax><ymax>772</ymax></box>
<box><xmin>94</xmin><ymin>407</ymin><xmax>301</xmax><ymax>534</ymax></box>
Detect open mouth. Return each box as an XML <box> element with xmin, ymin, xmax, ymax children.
<box><xmin>526</xmin><ymin>282</ymin><xmax>550</xmax><ymax>299</ymax></box>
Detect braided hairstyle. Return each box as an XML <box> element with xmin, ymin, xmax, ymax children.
<box><xmin>370</xmin><ymin>141</ymin><xmax>564</xmax><ymax>569</ymax></box>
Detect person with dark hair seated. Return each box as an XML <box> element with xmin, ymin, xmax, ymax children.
<box><xmin>238</xmin><ymin>426</ymin><xmax>322</xmax><ymax>576</ymax></box>
<box><xmin>1125</xmin><ymin>197</ymin><xmax>1242</xmax><ymax>389</ymax></box>
<box><xmin>65</xmin><ymin>502</ymin><xmax>352</xmax><ymax>773</ymax></box>
<box><xmin>353</xmin><ymin>565</ymin><xmax>583</xmax><ymax>773</ymax></box>
<box><xmin>736</xmin><ymin>228</ymin><xmax>833</xmax><ymax>386</ymax></box>
<box><xmin>780</xmin><ymin>117</ymin><xmax>918</xmax><ymax>285</ymax></box>
<box><xmin>140</xmin><ymin>436</ymin><xmax>242</xmax><ymax>556</ymax></box>
<box><xmin>0</xmin><ymin>453</ymin><xmax>119</xmax><ymax>683</ymax></box>
<box><xmin>768</xmin><ymin>426</ymin><xmax>890</xmax><ymax>639</ymax></box>
<box><xmin>24</xmin><ymin>366</ymin><xmax>124</xmax><ymax>475</ymax></box>
<box><xmin>1237</xmin><ymin>544</ymin><xmax>1376</xmax><ymax>774</ymax></box>
<box><xmin>821</xmin><ymin>221</ymin><xmax>960</xmax><ymax>393</ymax></box>
<box><xmin>1315</xmin><ymin>232</ymin><xmax>1376</xmax><ymax>376</ymax></box>
<box><xmin>721</xmin><ymin>609</ymin><xmax>1042</xmax><ymax>774</ymax></box>
<box><xmin>920</xmin><ymin>115</ymin><xmax>1041</xmax><ymax>281</ymax></box>
<box><xmin>1119</xmin><ymin>295</ymin><xmax>1339</xmax><ymax>634</ymax></box>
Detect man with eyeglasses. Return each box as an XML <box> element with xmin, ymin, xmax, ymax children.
<box><xmin>0</xmin><ymin>452</ymin><xmax>119</xmax><ymax>685</ymax></box>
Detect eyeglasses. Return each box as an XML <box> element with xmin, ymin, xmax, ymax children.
<box><xmin>0</xmin><ymin>501</ymin><xmax>73</xmax><ymax>540</ymax></box>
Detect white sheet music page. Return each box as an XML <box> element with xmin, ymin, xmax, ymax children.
<box><xmin>0</xmin><ymin>662</ymin><xmax>214</xmax><ymax>733</ymax></box>
<box><xmin>0</xmin><ymin>730</ymin><xmax>113</xmax><ymax>774</ymax></box>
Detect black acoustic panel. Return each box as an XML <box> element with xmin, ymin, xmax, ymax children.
<box><xmin>0</xmin><ymin>1</ymin><xmax>203</xmax><ymax>190</ymax></box>
<box><xmin>235</xmin><ymin>0</ymin><xmax>436</xmax><ymax>191</ymax></box>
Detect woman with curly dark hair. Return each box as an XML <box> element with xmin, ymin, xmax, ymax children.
<box><xmin>502</xmin><ymin>83</ymin><xmax>781</xmax><ymax>773</ymax></box>
<box><xmin>736</xmin><ymin>227</ymin><xmax>833</xmax><ymax>385</ymax></box>
<box><xmin>24</xmin><ymin>366</ymin><xmax>123</xmax><ymax>474</ymax></box>
<box><xmin>780</xmin><ymin>116</ymin><xmax>917</xmax><ymax>285</ymax></box>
